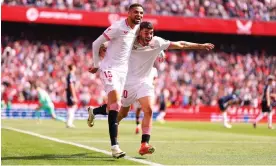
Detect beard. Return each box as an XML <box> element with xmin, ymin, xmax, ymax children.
<box><xmin>131</xmin><ymin>18</ymin><xmax>141</xmax><ymax>24</ymax></box>
<box><xmin>142</xmin><ymin>38</ymin><xmax>151</xmax><ymax>45</ymax></box>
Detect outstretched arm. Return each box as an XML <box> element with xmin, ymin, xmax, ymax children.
<box><xmin>168</xmin><ymin>41</ymin><xmax>214</xmax><ymax>51</ymax></box>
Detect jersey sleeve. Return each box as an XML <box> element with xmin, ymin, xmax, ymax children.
<box><xmin>103</xmin><ymin>24</ymin><xmax>119</xmax><ymax>41</ymax></box>
<box><xmin>155</xmin><ymin>36</ymin><xmax>171</xmax><ymax>50</ymax></box>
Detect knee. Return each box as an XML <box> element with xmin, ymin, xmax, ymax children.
<box><xmin>109</xmin><ymin>102</ymin><xmax>121</xmax><ymax>111</ymax></box>
<box><xmin>142</xmin><ymin>106</ymin><xmax>153</xmax><ymax>116</ymax></box>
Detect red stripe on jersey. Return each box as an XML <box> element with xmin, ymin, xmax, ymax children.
<box><xmin>103</xmin><ymin>33</ymin><xmax>110</xmax><ymax>41</ymax></box>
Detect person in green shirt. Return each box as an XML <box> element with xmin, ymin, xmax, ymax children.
<box><xmin>32</xmin><ymin>82</ymin><xmax>66</xmax><ymax>123</ymax></box>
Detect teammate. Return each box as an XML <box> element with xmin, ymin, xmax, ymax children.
<box><xmin>218</xmin><ymin>92</ymin><xmax>243</xmax><ymax>128</ymax></box>
<box><xmin>134</xmin><ymin>66</ymin><xmax>158</xmax><ymax>134</ymax></box>
<box><xmin>66</xmin><ymin>64</ymin><xmax>78</xmax><ymax>128</ymax></box>
<box><xmin>88</xmin><ymin>3</ymin><xmax>144</xmax><ymax>158</ymax></box>
<box><xmin>90</xmin><ymin>21</ymin><xmax>214</xmax><ymax>155</ymax></box>
<box><xmin>156</xmin><ymin>87</ymin><xmax>169</xmax><ymax>123</ymax></box>
<box><xmin>118</xmin><ymin>22</ymin><xmax>214</xmax><ymax>155</ymax></box>
<box><xmin>253</xmin><ymin>75</ymin><xmax>275</xmax><ymax>129</ymax></box>
<box><xmin>31</xmin><ymin>82</ymin><xmax>66</xmax><ymax>123</ymax></box>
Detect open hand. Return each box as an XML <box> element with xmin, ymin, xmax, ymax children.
<box><xmin>200</xmin><ymin>43</ymin><xmax>215</xmax><ymax>51</ymax></box>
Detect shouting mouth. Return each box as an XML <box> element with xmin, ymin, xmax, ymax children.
<box><xmin>135</xmin><ymin>16</ymin><xmax>142</xmax><ymax>23</ymax></box>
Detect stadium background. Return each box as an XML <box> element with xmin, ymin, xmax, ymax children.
<box><xmin>1</xmin><ymin>1</ymin><xmax>276</xmax><ymax>123</ymax></box>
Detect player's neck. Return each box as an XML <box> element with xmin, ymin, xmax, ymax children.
<box><xmin>125</xmin><ymin>18</ymin><xmax>135</xmax><ymax>29</ymax></box>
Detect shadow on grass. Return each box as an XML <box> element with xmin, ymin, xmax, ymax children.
<box><xmin>2</xmin><ymin>153</ymin><xmax>116</xmax><ymax>161</ymax></box>
<box><xmin>134</xmin><ymin>156</ymin><xmax>147</xmax><ymax>159</ymax></box>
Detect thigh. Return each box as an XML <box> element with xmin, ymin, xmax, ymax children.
<box><xmin>138</xmin><ymin>96</ymin><xmax>154</xmax><ymax>113</ymax></box>
<box><xmin>66</xmin><ymin>93</ymin><xmax>74</xmax><ymax>106</ymax></box>
<box><xmin>261</xmin><ymin>101</ymin><xmax>271</xmax><ymax>113</ymax></box>
<box><xmin>137</xmin><ymin>83</ymin><xmax>155</xmax><ymax>106</ymax></box>
<box><xmin>218</xmin><ymin>99</ymin><xmax>227</xmax><ymax>112</ymax></box>
<box><xmin>159</xmin><ymin>102</ymin><xmax>166</xmax><ymax>112</ymax></box>
<box><xmin>99</xmin><ymin>69</ymin><xmax>122</xmax><ymax>95</ymax></box>
<box><xmin>121</xmin><ymin>85</ymin><xmax>137</xmax><ymax>107</ymax></box>
<box><xmin>44</xmin><ymin>105</ymin><xmax>55</xmax><ymax>115</ymax></box>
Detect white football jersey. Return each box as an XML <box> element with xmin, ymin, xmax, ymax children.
<box><xmin>150</xmin><ymin>67</ymin><xmax>158</xmax><ymax>84</ymax></box>
<box><xmin>100</xmin><ymin>19</ymin><xmax>139</xmax><ymax>74</ymax></box>
<box><xmin>125</xmin><ymin>36</ymin><xmax>170</xmax><ymax>85</ymax></box>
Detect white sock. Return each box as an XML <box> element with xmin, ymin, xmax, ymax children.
<box><xmin>111</xmin><ymin>145</ymin><xmax>119</xmax><ymax>150</ymax></box>
<box><xmin>67</xmin><ymin>106</ymin><xmax>76</xmax><ymax>126</ymax></box>
<box><xmin>157</xmin><ymin>112</ymin><xmax>166</xmax><ymax>120</ymax></box>
<box><xmin>268</xmin><ymin>112</ymin><xmax>273</xmax><ymax>127</ymax></box>
<box><xmin>222</xmin><ymin>112</ymin><xmax>228</xmax><ymax>125</ymax></box>
<box><xmin>255</xmin><ymin>113</ymin><xmax>266</xmax><ymax>123</ymax></box>
<box><xmin>66</xmin><ymin>111</ymin><xmax>70</xmax><ymax>126</ymax></box>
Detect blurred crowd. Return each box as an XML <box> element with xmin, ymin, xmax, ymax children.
<box><xmin>1</xmin><ymin>37</ymin><xmax>105</xmax><ymax>107</ymax></box>
<box><xmin>155</xmin><ymin>50</ymin><xmax>275</xmax><ymax>107</ymax></box>
<box><xmin>2</xmin><ymin>36</ymin><xmax>276</xmax><ymax>107</ymax></box>
<box><xmin>2</xmin><ymin>0</ymin><xmax>276</xmax><ymax>21</ymax></box>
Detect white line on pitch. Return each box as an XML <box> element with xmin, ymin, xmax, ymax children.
<box><xmin>2</xmin><ymin>127</ymin><xmax>163</xmax><ymax>166</ymax></box>
<box><xmin>71</xmin><ymin>140</ymin><xmax>276</xmax><ymax>144</ymax></box>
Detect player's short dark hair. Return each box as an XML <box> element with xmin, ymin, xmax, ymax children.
<box><xmin>68</xmin><ymin>64</ymin><xmax>75</xmax><ymax>71</ymax></box>
<box><xmin>140</xmin><ymin>21</ymin><xmax>154</xmax><ymax>30</ymax></box>
<box><xmin>30</xmin><ymin>81</ymin><xmax>39</xmax><ymax>89</ymax></box>
<box><xmin>129</xmin><ymin>3</ymin><xmax>143</xmax><ymax>10</ymax></box>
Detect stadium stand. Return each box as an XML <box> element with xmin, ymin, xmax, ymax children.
<box><xmin>3</xmin><ymin>0</ymin><xmax>276</xmax><ymax>20</ymax></box>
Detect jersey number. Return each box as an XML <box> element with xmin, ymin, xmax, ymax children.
<box><xmin>104</xmin><ymin>71</ymin><xmax>112</xmax><ymax>78</ymax></box>
<box><xmin>123</xmin><ymin>90</ymin><xmax>128</xmax><ymax>98</ymax></box>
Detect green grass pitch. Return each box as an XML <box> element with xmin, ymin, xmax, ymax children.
<box><xmin>2</xmin><ymin>119</ymin><xmax>276</xmax><ymax>165</ymax></box>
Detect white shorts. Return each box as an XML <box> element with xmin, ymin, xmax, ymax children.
<box><xmin>121</xmin><ymin>82</ymin><xmax>154</xmax><ymax>107</ymax></box>
<box><xmin>99</xmin><ymin>69</ymin><xmax>126</xmax><ymax>96</ymax></box>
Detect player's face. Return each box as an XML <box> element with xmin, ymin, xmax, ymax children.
<box><xmin>139</xmin><ymin>28</ymin><xmax>154</xmax><ymax>45</ymax></box>
<box><xmin>128</xmin><ymin>7</ymin><xmax>144</xmax><ymax>24</ymax></box>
